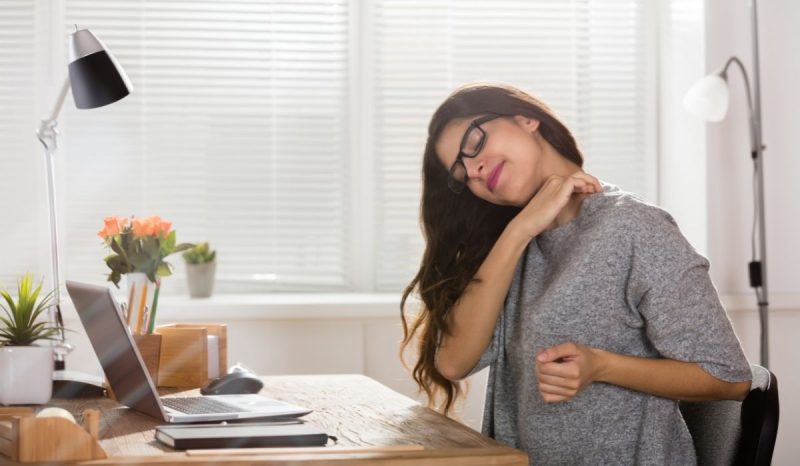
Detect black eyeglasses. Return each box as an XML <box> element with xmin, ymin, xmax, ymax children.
<box><xmin>447</xmin><ymin>114</ymin><xmax>502</xmax><ymax>194</ymax></box>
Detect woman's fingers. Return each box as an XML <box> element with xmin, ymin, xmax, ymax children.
<box><xmin>511</xmin><ymin>171</ymin><xmax>603</xmax><ymax>240</ymax></box>
<box><xmin>538</xmin><ymin>369</ymin><xmax>581</xmax><ymax>403</ymax></box>
<box><xmin>537</xmin><ymin>360</ymin><xmax>579</xmax><ymax>379</ymax></box>
<box><xmin>568</xmin><ymin>173</ymin><xmax>602</xmax><ymax>193</ymax></box>
<box><xmin>537</xmin><ymin>373</ymin><xmax>578</xmax><ymax>390</ymax></box>
<box><xmin>538</xmin><ymin>382</ymin><xmax>576</xmax><ymax>397</ymax></box>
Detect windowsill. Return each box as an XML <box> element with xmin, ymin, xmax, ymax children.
<box><xmin>57</xmin><ymin>292</ymin><xmax>800</xmax><ymax>323</ymax></box>
<box><xmin>153</xmin><ymin>293</ymin><xmax>407</xmax><ymax>320</ymax></box>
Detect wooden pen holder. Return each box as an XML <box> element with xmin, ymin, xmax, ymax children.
<box><xmin>132</xmin><ymin>333</ymin><xmax>162</xmax><ymax>384</ymax></box>
<box><xmin>0</xmin><ymin>407</ymin><xmax>106</xmax><ymax>463</ymax></box>
<box><xmin>154</xmin><ymin>323</ymin><xmax>228</xmax><ymax>388</ymax></box>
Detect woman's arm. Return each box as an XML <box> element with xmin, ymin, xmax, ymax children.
<box><xmin>535</xmin><ymin>343</ymin><xmax>752</xmax><ymax>403</ymax></box>
<box><xmin>434</xmin><ymin>222</ymin><xmax>529</xmax><ymax>381</ymax></box>
<box><xmin>436</xmin><ymin>173</ymin><xmax>603</xmax><ymax>381</ymax></box>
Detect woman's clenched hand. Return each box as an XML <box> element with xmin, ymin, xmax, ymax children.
<box><xmin>535</xmin><ymin>342</ymin><xmax>606</xmax><ymax>403</ymax></box>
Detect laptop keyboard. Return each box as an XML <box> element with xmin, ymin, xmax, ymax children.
<box><xmin>161</xmin><ymin>396</ymin><xmax>239</xmax><ymax>415</ymax></box>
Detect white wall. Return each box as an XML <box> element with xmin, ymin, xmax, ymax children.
<box><xmin>705</xmin><ymin>0</ymin><xmax>800</xmax><ymax>464</ymax></box>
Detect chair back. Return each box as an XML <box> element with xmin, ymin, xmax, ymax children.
<box><xmin>679</xmin><ymin>364</ymin><xmax>779</xmax><ymax>466</ymax></box>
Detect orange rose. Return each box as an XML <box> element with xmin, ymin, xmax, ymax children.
<box><xmin>157</xmin><ymin>218</ymin><xmax>172</xmax><ymax>237</ymax></box>
<box><xmin>132</xmin><ymin>217</ymin><xmax>154</xmax><ymax>238</ymax></box>
<box><xmin>132</xmin><ymin>215</ymin><xmax>171</xmax><ymax>238</ymax></box>
<box><xmin>97</xmin><ymin>216</ymin><xmax>130</xmax><ymax>239</ymax></box>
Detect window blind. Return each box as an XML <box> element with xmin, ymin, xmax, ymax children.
<box><xmin>372</xmin><ymin>0</ymin><xmax>653</xmax><ymax>291</ymax></box>
<box><xmin>0</xmin><ymin>1</ymin><xmax>47</xmax><ymax>288</ymax></box>
<box><xmin>62</xmin><ymin>0</ymin><xmax>350</xmax><ymax>293</ymax></box>
<box><xmin>1</xmin><ymin>1</ymin><xmax>654</xmax><ymax>295</ymax></box>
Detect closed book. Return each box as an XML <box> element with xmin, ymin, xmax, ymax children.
<box><xmin>155</xmin><ymin>421</ymin><xmax>329</xmax><ymax>450</ymax></box>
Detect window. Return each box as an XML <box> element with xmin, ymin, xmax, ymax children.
<box><xmin>371</xmin><ymin>0</ymin><xmax>655</xmax><ymax>289</ymax></box>
<box><xmin>0</xmin><ymin>0</ymin><xmax>654</xmax><ymax>294</ymax></box>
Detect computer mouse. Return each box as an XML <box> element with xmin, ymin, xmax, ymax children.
<box><xmin>200</xmin><ymin>370</ymin><xmax>264</xmax><ymax>395</ymax></box>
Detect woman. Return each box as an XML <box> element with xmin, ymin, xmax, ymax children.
<box><xmin>400</xmin><ymin>82</ymin><xmax>752</xmax><ymax>465</ymax></box>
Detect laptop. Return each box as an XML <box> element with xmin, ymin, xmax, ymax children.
<box><xmin>65</xmin><ymin>280</ymin><xmax>312</xmax><ymax>423</ymax></box>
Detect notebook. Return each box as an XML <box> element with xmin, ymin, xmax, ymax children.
<box><xmin>65</xmin><ymin>280</ymin><xmax>312</xmax><ymax>423</ymax></box>
<box><xmin>155</xmin><ymin>421</ymin><xmax>329</xmax><ymax>450</ymax></box>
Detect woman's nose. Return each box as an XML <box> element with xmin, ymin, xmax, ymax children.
<box><xmin>462</xmin><ymin>157</ymin><xmax>485</xmax><ymax>180</ymax></box>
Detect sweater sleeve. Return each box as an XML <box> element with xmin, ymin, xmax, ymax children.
<box><xmin>626</xmin><ymin>206</ymin><xmax>752</xmax><ymax>383</ymax></box>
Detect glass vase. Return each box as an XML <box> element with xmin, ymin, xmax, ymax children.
<box><xmin>124</xmin><ymin>272</ymin><xmax>160</xmax><ymax>334</ymax></box>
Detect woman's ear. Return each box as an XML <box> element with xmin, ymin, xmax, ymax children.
<box><xmin>513</xmin><ymin>115</ymin><xmax>541</xmax><ymax>134</ymax></box>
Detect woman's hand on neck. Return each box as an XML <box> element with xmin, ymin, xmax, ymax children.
<box><xmin>543</xmin><ymin>191</ymin><xmax>592</xmax><ymax>231</ymax></box>
<box><xmin>537</xmin><ymin>148</ymin><xmax>596</xmax><ymax>232</ymax></box>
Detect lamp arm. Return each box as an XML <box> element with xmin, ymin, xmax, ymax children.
<box><xmin>36</xmin><ymin>77</ymin><xmax>71</xmax><ymax>151</ymax></box>
<box><xmin>35</xmin><ymin>75</ymin><xmax>72</xmax><ymax>347</ymax></box>
<box><xmin>720</xmin><ymin>56</ymin><xmax>761</xmax><ymax>154</ymax></box>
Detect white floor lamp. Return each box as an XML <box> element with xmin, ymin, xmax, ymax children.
<box><xmin>683</xmin><ymin>0</ymin><xmax>769</xmax><ymax>368</ymax></box>
<box><xmin>36</xmin><ymin>27</ymin><xmax>132</xmax><ymax>396</ymax></box>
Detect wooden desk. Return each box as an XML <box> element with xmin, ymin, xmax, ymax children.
<box><xmin>2</xmin><ymin>375</ymin><xmax>527</xmax><ymax>465</ymax></box>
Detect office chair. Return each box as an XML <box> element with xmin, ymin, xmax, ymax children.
<box><xmin>679</xmin><ymin>364</ymin><xmax>779</xmax><ymax>466</ymax></box>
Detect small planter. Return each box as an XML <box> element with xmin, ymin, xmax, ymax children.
<box><xmin>0</xmin><ymin>346</ymin><xmax>53</xmax><ymax>405</ymax></box>
<box><xmin>186</xmin><ymin>261</ymin><xmax>216</xmax><ymax>298</ymax></box>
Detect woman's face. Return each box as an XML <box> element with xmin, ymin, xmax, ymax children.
<box><xmin>435</xmin><ymin>115</ymin><xmax>543</xmax><ymax>207</ymax></box>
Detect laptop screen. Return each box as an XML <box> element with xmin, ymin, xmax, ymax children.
<box><xmin>66</xmin><ymin>280</ymin><xmax>165</xmax><ymax>421</ymax></box>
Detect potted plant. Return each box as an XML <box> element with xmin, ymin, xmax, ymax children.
<box><xmin>0</xmin><ymin>274</ymin><xmax>62</xmax><ymax>405</ymax></box>
<box><xmin>99</xmin><ymin>215</ymin><xmax>193</xmax><ymax>334</ymax></box>
<box><xmin>183</xmin><ymin>242</ymin><xmax>217</xmax><ymax>298</ymax></box>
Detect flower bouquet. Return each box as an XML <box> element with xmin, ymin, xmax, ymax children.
<box><xmin>98</xmin><ymin>216</ymin><xmax>193</xmax><ymax>334</ymax></box>
<box><xmin>98</xmin><ymin>215</ymin><xmax>194</xmax><ymax>287</ymax></box>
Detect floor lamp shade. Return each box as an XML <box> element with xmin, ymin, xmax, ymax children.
<box><xmin>68</xmin><ymin>29</ymin><xmax>132</xmax><ymax>109</ymax></box>
<box><xmin>682</xmin><ymin>74</ymin><xmax>730</xmax><ymax>122</ymax></box>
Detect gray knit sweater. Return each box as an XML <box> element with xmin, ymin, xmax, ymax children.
<box><xmin>468</xmin><ymin>181</ymin><xmax>751</xmax><ymax>465</ymax></box>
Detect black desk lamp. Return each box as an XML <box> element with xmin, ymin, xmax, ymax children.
<box><xmin>36</xmin><ymin>27</ymin><xmax>132</xmax><ymax>397</ymax></box>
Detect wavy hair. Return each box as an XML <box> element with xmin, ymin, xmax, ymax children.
<box><xmin>400</xmin><ymin>83</ymin><xmax>584</xmax><ymax>414</ymax></box>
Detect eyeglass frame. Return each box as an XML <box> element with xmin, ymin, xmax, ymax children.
<box><xmin>447</xmin><ymin>113</ymin><xmax>502</xmax><ymax>194</ymax></box>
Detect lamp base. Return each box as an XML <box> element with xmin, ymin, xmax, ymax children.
<box><xmin>52</xmin><ymin>370</ymin><xmax>106</xmax><ymax>398</ymax></box>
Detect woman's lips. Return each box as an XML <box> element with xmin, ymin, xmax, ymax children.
<box><xmin>487</xmin><ymin>162</ymin><xmax>504</xmax><ymax>192</ymax></box>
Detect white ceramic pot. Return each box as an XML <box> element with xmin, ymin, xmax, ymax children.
<box><xmin>0</xmin><ymin>345</ymin><xmax>53</xmax><ymax>405</ymax></box>
<box><xmin>186</xmin><ymin>261</ymin><xmax>216</xmax><ymax>298</ymax></box>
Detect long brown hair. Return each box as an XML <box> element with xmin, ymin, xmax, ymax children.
<box><xmin>400</xmin><ymin>82</ymin><xmax>584</xmax><ymax>414</ymax></box>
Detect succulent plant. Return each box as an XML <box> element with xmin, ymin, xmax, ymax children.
<box><xmin>182</xmin><ymin>242</ymin><xmax>216</xmax><ymax>265</ymax></box>
<box><xmin>0</xmin><ymin>274</ymin><xmax>62</xmax><ymax>346</ymax></box>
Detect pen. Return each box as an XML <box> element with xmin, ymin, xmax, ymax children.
<box><xmin>141</xmin><ymin>305</ymin><xmax>150</xmax><ymax>335</ymax></box>
<box><xmin>147</xmin><ymin>279</ymin><xmax>161</xmax><ymax>334</ymax></box>
<box><xmin>126</xmin><ymin>282</ymin><xmax>136</xmax><ymax>326</ymax></box>
<box><xmin>134</xmin><ymin>280</ymin><xmax>148</xmax><ymax>335</ymax></box>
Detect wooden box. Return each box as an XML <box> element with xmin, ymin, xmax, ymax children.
<box><xmin>155</xmin><ymin>323</ymin><xmax>228</xmax><ymax>388</ymax></box>
<box><xmin>132</xmin><ymin>333</ymin><xmax>162</xmax><ymax>384</ymax></box>
<box><xmin>0</xmin><ymin>408</ymin><xmax>106</xmax><ymax>463</ymax></box>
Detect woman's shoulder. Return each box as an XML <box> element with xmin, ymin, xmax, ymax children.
<box><xmin>589</xmin><ymin>182</ymin><xmax>677</xmax><ymax>232</ymax></box>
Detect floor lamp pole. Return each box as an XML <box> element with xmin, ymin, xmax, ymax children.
<box><xmin>749</xmin><ymin>0</ymin><xmax>769</xmax><ymax>369</ymax></box>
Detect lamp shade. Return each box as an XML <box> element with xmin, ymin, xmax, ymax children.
<box><xmin>682</xmin><ymin>74</ymin><xmax>729</xmax><ymax>122</ymax></box>
<box><xmin>67</xmin><ymin>29</ymin><xmax>132</xmax><ymax>109</ymax></box>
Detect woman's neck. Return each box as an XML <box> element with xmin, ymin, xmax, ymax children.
<box><xmin>538</xmin><ymin>144</ymin><xmax>590</xmax><ymax>231</ymax></box>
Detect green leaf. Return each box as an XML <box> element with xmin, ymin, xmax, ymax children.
<box><xmin>110</xmin><ymin>237</ymin><xmax>128</xmax><ymax>260</ymax></box>
<box><xmin>108</xmin><ymin>270</ymin><xmax>122</xmax><ymax>288</ymax></box>
<box><xmin>156</xmin><ymin>263</ymin><xmax>173</xmax><ymax>278</ymax></box>
<box><xmin>161</xmin><ymin>231</ymin><xmax>177</xmax><ymax>255</ymax></box>
<box><xmin>0</xmin><ymin>274</ymin><xmax>61</xmax><ymax>346</ymax></box>
<box><xmin>172</xmin><ymin>243</ymin><xmax>195</xmax><ymax>254</ymax></box>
